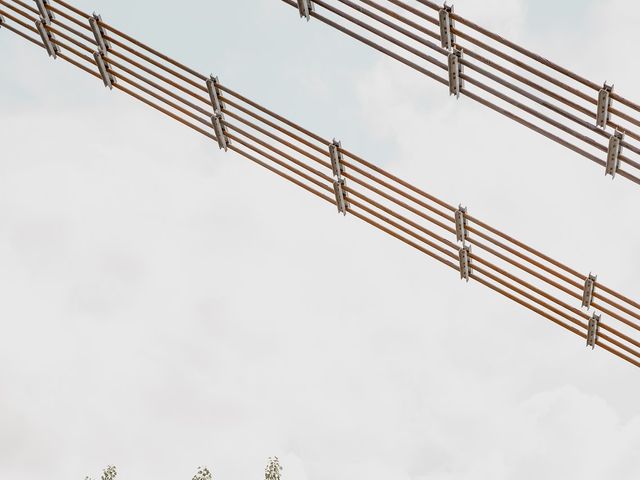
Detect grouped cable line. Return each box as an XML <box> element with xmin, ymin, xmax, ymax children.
<box><xmin>2</xmin><ymin>0</ymin><xmax>640</xmax><ymax>369</ymax></box>
<box><xmin>287</xmin><ymin>0</ymin><xmax>640</xmax><ymax>186</ymax></box>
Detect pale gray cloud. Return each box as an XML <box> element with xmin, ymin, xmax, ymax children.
<box><xmin>1</xmin><ymin>1</ymin><xmax>639</xmax><ymax>479</ymax></box>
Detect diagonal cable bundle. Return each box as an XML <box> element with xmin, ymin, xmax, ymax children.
<box><xmin>284</xmin><ymin>0</ymin><xmax>640</xmax><ymax>187</ymax></box>
<box><xmin>2</xmin><ymin>0</ymin><xmax>640</xmax><ymax>369</ymax></box>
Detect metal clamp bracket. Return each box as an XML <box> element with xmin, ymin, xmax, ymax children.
<box><xmin>596</xmin><ymin>82</ymin><xmax>613</xmax><ymax>128</ymax></box>
<box><xmin>459</xmin><ymin>245</ymin><xmax>472</xmax><ymax>281</ymax></box>
<box><xmin>297</xmin><ymin>0</ymin><xmax>314</xmax><ymax>21</ymax></box>
<box><xmin>208</xmin><ymin>77</ymin><xmax>229</xmax><ymax>151</ymax></box>
<box><xmin>35</xmin><ymin>20</ymin><xmax>58</xmax><ymax>58</ymax></box>
<box><xmin>206</xmin><ymin>75</ymin><xmax>225</xmax><ymax>112</ymax></box>
<box><xmin>439</xmin><ymin>4</ymin><xmax>455</xmax><ymax>51</ymax></box>
<box><xmin>329</xmin><ymin>140</ymin><xmax>345</xmax><ymax>180</ymax></box>
<box><xmin>35</xmin><ymin>0</ymin><xmax>54</xmax><ymax>25</ymax></box>
<box><xmin>605</xmin><ymin>130</ymin><xmax>624</xmax><ymax>178</ymax></box>
<box><xmin>586</xmin><ymin>312</ymin><xmax>601</xmax><ymax>349</ymax></box>
<box><xmin>333</xmin><ymin>178</ymin><xmax>349</xmax><ymax>215</ymax></box>
<box><xmin>211</xmin><ymin>111</ymin><xmax>230</xmax><ymax>151</ymax></box>
<box><xmin>455</xmin><ymin>205</ymin><xmax>468</xmax><ymax>244</ymax></box>
<box><xmin>89</xmin><ymin>13</ymin><xmax>110</xmax><ymax>55</ymax></box>
<box><xmin>581</xmin><ymin>273</ymin><xmax>597</xmax><ymax>309</ymax></box>
<box><xmin>330</xmin><ymin>140</ymin><xmax>349</xmax><ymax>215</ymax></box>
<box><xmin>448</xmin><ymin>47</ymin><xmax>464</xmax><ymax>98</ymax></box>
<box><xmin>93</xmin><ymin>51</ymin><xmax>116</xmax><ymax>89</ymax></box>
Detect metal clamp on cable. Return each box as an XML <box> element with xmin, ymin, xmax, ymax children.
<box><xmin>297</xmin><ymin>0</ymin><xmax>314</xmax><ymax>21</ymax></box>
<box><xmin>89</xmin><ymin>13</ymin><xmax>115</xmax><ymax>89</ymax></box>
<box><xmin>439</xmin><ymin>3</ymin><xmax>455</xmax><ymax>51</ymax></box>
<box><xmin>586</xmin><ymin>312</ymin><xmax>601</xmax><ymax>349</ymax></box>
<box><xmin>35</xmin><ymin>0</ymin><xmax>54</xmax><ymax>25</ymax></box>
<box><xmin>211</xmin><ymin>111</ymin><xmax>230</xmax><ymax>151</ymax></box>
<box><xmin>448</xmin><ymin>47</ymin><xmax>463</xmax><ymax>98</ymax></box>
<box><xmin>89</xmin><ymin>13</ymin><xmax>110</xmax><ymax>55</ymax></box>
<box><xmin>330</xmin><ymin>140</ymin><xmax>349</xmax><ymax>215</ymax></box>
<box><xmin>35</xmin><ymin>20</ymin><xmax>58</xmax><ymax>58</ymax></box>
<box><xmin>596</xmin><ymin>82</ymin><xmax>613</xmax><ymax>128</ymax></box>
<box><xmin>206</xmin><ymin>75</ymin><xmax>225</xmax><ymax>112</ymax></box>
<box><xmin>0</xmin><ymin>14</ymin><xmax>6</xmax><ymax>29</ymax></box>
<box><xmin>581</xmin><ymin>273</ymin><xmax>597</xmax><ymax>309</ymax></box>
<box><xmin>333</xmin><ymin>178</ymin><xmax>349</xmax><ymax>215</ymax></box>
<box><xmin>330</xmin><ymin>140</ymin><xmax>345</xmax><ymax>180</ymax></box>
<box><xmin>455</xmin><ymin>205</ymin><xmax>468</xmax><ymax>244</ymax></box>
<box><xmin>605</xmin><ymin>130</ymin><xmax>624</xmax><ymax>178</ymax></box>
<box><xmin>208</xmin><ymin>76</ymin><xmax>229</xmax><ymax>151</ymax></box>
<box><xmin>458</xmin><ymin>245</ymin><xmax>472</xmax><ymax>281</ymax></box>
<box><xmin>93</xmin><ymin>52</ymin><xmax>116</xmax><ymax>89</ymax></box>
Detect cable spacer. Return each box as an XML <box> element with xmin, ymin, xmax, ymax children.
<box><xmin>605</xmin><ymin>129</ymin><xmax>624</xmax><ymax>179</ymax></box>
<box><xmin>211</xmin><ymin>111</ymin><xmax>230</xmax><ymax>151</ymax></box>
<box><xmin>329</xmin><ymin>139</ymin><xmax>345</xmax><ymax>180</ymax></box>
<box><xmin>586</xmin><ymin>312</ymin><xmax>601</xmax><ymax>349</ymax></box>
<box><xmin>35</xmin><ymin>19</ymin><xmax>58</xmax><ymax>58</ymax></box>
<box><xmin>297</xmin><ymin>0</ymin><xmax>314</xmax><ymax>21</ymax></box>
<box><xmin>448</xmin><ymin>47</ymin><xmax>464</xmax><ymax>98</ymax></box>
<box><xmin>581</xmin><ymin>273</ymin><xmax>597</xmax><ymax>309</ymax></box>
<box><xmin>333</xmin><ymin>178</ymin><xmax>349</xmax><ymax>215</ymax></box>
<box><xmin>596</xmin><ymin>82</ymin><xmax>613</xmax><ymax>128</ymax></box>
<box><xmin>439</xmin><ymin>3</ymin><xmax>455</xmax><ymax>51</ymax></box>
<box><xmin>458</xmin><ymin>245</ymin><xmax>472</xmax><ymax>281</ymax></box>
<box><xmin>455</xmin><ymin>205</ymin><xmax>468</xmax><ymax>244</ymax></box>
<box><xmin>35</xmin><ymin>0</ymin><xmax>54</xmax><ymax>25</ymax></box>
<box><xmin>93</xmin><ymin>51</ymin><xmax>116</xmax><ymax>89</ymax></box>
<box><xmin>206</xmin><ymin>75</ymin><xmax>225</xmax><ymax>112</ymax></box>
<box><xmin>0</xmin><ymin>14</ymin><xmax>6</xmax><ymax>28</ymax></box>
<box><xmin>89</xmin><ymin>13</ymin><xmax>110</xmax><ymax>55</ymax></box>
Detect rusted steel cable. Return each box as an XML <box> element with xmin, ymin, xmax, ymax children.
<box><xmin>0</xmin><ymin>15</ymin><xmax>43</xmax><ymax>47</ymax></box>
<box><xmin>470</xmin><ymin>272</ymin><xmax>587</xmax><ymax>339</ymax></box>
<box><xmin>278</xmin><ymin>1</ymin><xmax>634</xmax><ymax>175</ymax></box>
<box><xmin>348</xmin><ymin>207</ymin><xmax>460</xmax><ymax>270</ymax></box>
<box><xmin>3</xmin><ymin>0</ymin><xmax>640</xmax><ymax>368</ymax></box>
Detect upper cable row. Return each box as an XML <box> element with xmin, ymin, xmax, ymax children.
<box><xmin>289</xmin><ymin>0</ymin><xmax>640</xmax><ymax>186</ymax></box>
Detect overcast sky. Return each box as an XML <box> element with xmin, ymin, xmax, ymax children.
<box><xmin>1</xmin><ymin>0</ymin><xmax>640</xmax><ymax>479</ymax></box>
